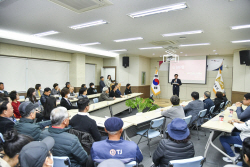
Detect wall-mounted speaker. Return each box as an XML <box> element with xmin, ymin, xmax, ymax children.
<box><xmin>240</xmin><ymin>50</ymin><xmax>250</xmax><ymax>66</ymax></box>
<box><xmin>123</xmin><ymin>57</ymin><xmax>129</xmax><ymax>68</ymax></box>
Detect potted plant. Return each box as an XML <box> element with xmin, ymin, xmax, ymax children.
<box><xmin>125</xmin><ymin>97</ymin><xmax>159</xmax><ymax>114</ymax></box>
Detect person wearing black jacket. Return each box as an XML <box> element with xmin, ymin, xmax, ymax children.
<box><xmin>152</xmin><ymin>118</ymin><xmax>195</xmax><ymax>167</ymax></box>
<box><xmin>0</xmin><ymin>99</ymin><xmax>15</xmax><ymax>134</ymax></box>
<box><xmin>99</xmin><ymin>76</ymin><xmax>106</xmax><ymax>93</ymax></box>
<box><xmin>60</xmin><ymin>88</ymin><xmax>77</xmax><ymax>110</ymax></box>
<box><xmin>109</xmin><ymin>85</ymin><xmax>122</xmax><ymax>98</ymax></box>
<box><xmin>87</xmin><ymin>83</ymin><xmax>97</xmax><ymax>95</ymax></box>
<box><xmin>214</xmin><ymin>91</ymin><xmax>224</xmax><ymax>112</ymax></box>
<box><xmin>171</xmin><ymin>74</ymin><xmax>182</xmax><ymax>97</ymax></box>
<box><xmin>64</xmin><ymin>82</ymin><xmax>70</xmax><ymax>89</ymax></box>
<box><xmin>70</xmin><ymin>98</ymin><xmax>101</xmax><ymax>141</ymax></box>
<box><xmin>125</xmin><ymin>83</ymin><xmax>132</xmax><ymax>95</ymax></box>
<box><xmin>40</xmin><ymin>87</ymin><xmax>51</xmax><ymax>106</ymax></box>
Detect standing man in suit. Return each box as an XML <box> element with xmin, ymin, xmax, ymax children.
<box><xmin>99</xmin><ymin>76</ymin><xmax>105</xmax><ymax>93</ymax></box>
<box><xmin>171</xmin><ymin>74</ymin><xmax>182</xmax><ymax>97</ymax></box>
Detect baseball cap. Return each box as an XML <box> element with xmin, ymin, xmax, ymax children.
<box><xmin>19</xmin><ymin>102</ymin><xmax>39</xmax><ymax>117</ymax></box>
<box><xmin>19</xmin><ymin>137</ymin><xmax>55</xmax><ymax>167</ymax></box>
<box><xmin>104</xmin><ymin>117</ymin><xmax>124</xmax><ymax>132</ymax></box>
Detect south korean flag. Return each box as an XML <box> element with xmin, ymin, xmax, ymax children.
<box><xmin>151</xmin><ymin>69</ymin><xmax>161</xmax><ymax>96</ymax></box>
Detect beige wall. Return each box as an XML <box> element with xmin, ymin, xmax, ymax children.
<box><xmin>232</xmin><ymin>50</ymin><xmax>250</xmax><ymax>92</ymax></box>
<box><xmin>139</xmin><ymin>56</ymin><xmax>151</xmax><ymax>86</ymax></box>
<box><xmin>150</xmin><ymin>55</ymin><xmax>233</xmax><ymax>101</ymax></box>
<box><xmin>85</xmin><ymin>55</ymin><xmax>103</xmax><ymax>85</ymax></box>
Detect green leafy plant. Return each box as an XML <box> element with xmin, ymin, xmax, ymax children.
<box><xmin>125</xmin><ymin>97</ymin><xmax>159</xmax><ymax>113</ymax></box>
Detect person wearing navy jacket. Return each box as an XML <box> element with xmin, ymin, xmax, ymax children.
<box><xmin>171</xmin><ymin>74</ymin><xmax>182</xmax><ymax>97</ymax></box>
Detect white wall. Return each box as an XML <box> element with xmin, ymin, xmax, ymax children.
<box><xmin>232</xmin><ymin>50</ymin><xmax>250</xmax><ymax>92</ymax></box>
<box><xmin>85</xmin><ymin>55</ymin><xmax>103</xmax><ymax>85</ymax></box>
<box><xmin>150</xmin><ymin>55</ymin><xmax>233</xmax><ymax>101</ymax></box>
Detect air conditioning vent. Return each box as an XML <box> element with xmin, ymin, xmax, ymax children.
<box><xmin>49</xmin><ymin>0</ymin><xmax>113</xmax><ymax>13</ymax></box>
<box><xmin>149</xmin><ymin>40</ymin><xmax>178</xmax><ymax>46</ymax></box>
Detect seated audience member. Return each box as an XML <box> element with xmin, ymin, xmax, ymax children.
<box><xmin>51</xmin><ymin>83</ymin><xmax>60</xmax><ymax>95</ymax></box>
<box><xmin>40</xmin><ymin>88</ymin><xmax>51</xmax><ymax>106</ymax></box>
<box><xmin>0</xmin><ymin>82</ymin><xmax>8</xmax><ymax>96</ymax></box>
<box><xmin>223</xmin><ymin>91</ymin><xmax>228</xmax><ymax>103</ymax></box>
<box><xmin>0</xmin><ymin>130</ymin><xmax>32</xmax><ymax>167</ymax></box>
<box><xmin>81</xmin><ymin>84</ymin><xmax>87</xmax><ymax>88</ymax></box>
<box><xmin>214</xmin><ymin>91</ymin><xmax>224</xmax><ymax>112</ymax></box>
<box><xmin>115</xmin><ymin>83</ymin><xmax>123</xmax><ymax>97</ymax></box>
<box><xmin>183</xmin><ymin>91</ymin><xmax>204</xmax><ymax>125</ymax></box>
<box><xmin>99</xmin><ymin>76</ymin><xmax>105</xmax><ymax>93</ymax></box>
<box><xmin>64</xmin><ymin>82</ymin><xmax>71</xmax><ymax>89</ymax></box>
<box><xmin>15</xmin><ymin>102</ymin><xmax>51</xmax><ymax>141</ymax></box>
<box><xmin>220</xmin><ymin>118</ymin><xmax>250</xmax><ymax>162</ymax></box>
<box><xmin>99</xmin><ymin>87</ymin><xmax>115</xmax><ymax>102</ymax></box>
<box><xmin>35</xmin><ymin>84</ymin><xmax>43</xmax><ymax>98</ymax></box>
<box><xmin>43</xmin><ymin>96</ymin><xmax>57</xmax><ymax>120</ymax></box>
<box><xmin>153</xmin><ymin>118</ymin><xmax>195</xmax><ymax>167</ymax></box>
<box><xmin>25</xmin><ymin>88</ymin><xmax>37</xmax><ymax>104</ymax></box>
<box><xmin>242</xmin><ymin>137</ymin><xmax>250</xmax><ymax>167</ymax></box>
<box><xmin>39</xmin><ymin>107</ymin><xmax>88</xmax><ymax>167</ymax></box>
<box><xmin>19</xmin><ymin>136</ymin><xmax>54</xmax><ymax>167</ymax></box>
<box><xmin>69</xmin><ymin>86</ymin><xmax>76</xmax><ymax>97</ymax></box>
<box><xmin>109</xmin><ymin>85</ymin><xmax>123</xmax><ymax>98</ymax></box>
<box><xmin>87</xmin><ymin>83</ymin><xmax>97</xmax><ymax>95</ymax></box>
<box><xmin>70</xmin><ymin>98</ymin><xmax>101</xmax><ymax>141</ymax></box>
<box><xmin>91</xmin><ymin>117</ymin><xmax>143</xmax><ymax>164</ymax></box>
<box><xmin>203</xmin><ymin>91</ymin><xmax>214</xmax><ymax>116</ymax></box>
<box><xmin>125</xmin><ymin>83</ymin><xmax>132</xmax><ymax>95</ymax></box>
<box><xmin>9</xmin><ymin>91</ymin><xmax>21</xmax><ymax>118</ymax></box>
<box><xmin>235</xmin><ymin>93</ymin><xmax>250</xmax><ymax>122</ymax></box>
<box><xmin>60</xmin><ymin>88</ymin><xmax>78</xmax><ymax>110</ymax></box>
<box><xmin>78</xmin><ymin>87</ymin><xmax>88</xmax><ymax>99</ymax></box>
<box><xmin>0</xmin><ymin>99</ymin><xmax>15</xmax><ymax>134</ymax></box>
<box><xmin>161</xmin><ymin>95</ymin><xmax>185</xmax><ymax>138</ymax></box>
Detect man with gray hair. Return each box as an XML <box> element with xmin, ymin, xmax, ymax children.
<box><xmin>203</xmin><ymin>91</ymin><xmax>214</xmax><ymax>116</ymax></box>
<box><xmin>98</xmin><ymin>87</ymin><xmax>115</xmax><ymax>102</ymax></box>
<box><xmin>91</xmin><ymin>117</ymin><xmax>143</xmax><ymax>164</ymax></box>
<box><xmin>161</xmin><ymin>95</ymin><xmax>185</xmax><ymax>138</ymax></box>
<box><xmin>39</xmin><ymin>107</ymin><xmax>88</xmax><ymax>167</ymax></box>
<box><xmin>15</xmin><ymin>102</ymin><xmax>51</xmax><ymax>141</ymax></box>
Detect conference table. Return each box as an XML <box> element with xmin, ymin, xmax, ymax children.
<box><xmin>202</xmin><ymin>105</ymin><xmax>247</xmax><ymax>164</ymax></box>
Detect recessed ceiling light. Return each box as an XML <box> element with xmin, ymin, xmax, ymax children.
<box><xmin>180</xmin><ymin>52</ymin><xmax>183</xmax><ymax>53</ymax></box>
<box><xmin>160</xmin><ymin>55</ymin><xmax>162</xmax><ymax>57</ymax></box>
<box><xmin>127</xmin><ymin>2</ymin><xmax>188</xmax><ymax>18</ymax></box>
<box><xmin>179</xmin><ymin>43</ymin><xmax>210</xmax><ymax>47</ymax></box>
<box><xmin>231</xmin><ymin>24</ymin><xmax>250</xmax><ymax>30</ymax></box>
<box><xmin>69</xmin><ymin>20</ymin><xmax>108</xmax><ymax>30</ymax></box>
<box><xmin>162</xmin><ymin>30</ymin><xmax>203</xmax><ymax>37</ymax></box>
<box><xmin>215</xmin><ymin>53</ymin><xmax>218</xmax><ymax>55</ymax></box>
<box><xmin>33</xmin><ymin>31</ymin><xmax>59</xmax><ymax>37</ymax></box>
<box><xmin>109</xmin><ymin>49</ymin><xmax>127</xmax><ymax>52</ymax></box>
<box><xmin>213</xmin><ymin>50</ymin><xmax>216</xmax><ymax>52</ymax></box>
<box><xmin>138</xmin><ymin>46</ymin><xmax>163</xmax><ymax>50</ymax></box>
<box><xmin>153</xmin><ymin>53</ymin><xmax>155</xmax><ymax>55</ymax></box>
<box><xmin>185</xmin><ymin>54</ymin><xmax>187</xmax><ymax>56</ymax></box>
<box><xmin>114</xmin><ymin>37</ymin><xmax>143</xmax><ymax>42</ymax></box>
<box><xmin>231</xmin><ymin>40</ymin><xmax>250</xmax><ymax>43</ymax></box>
<box><xmin>79</xmin><ymin>42</ymin><xmax>101</xmax><ymax>46</ymax></box>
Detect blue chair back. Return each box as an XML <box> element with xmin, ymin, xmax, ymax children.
<box><xmin>53</xmin><ymin>156</ymin><xmax>71</xmax><ymax>167</ymax></box>
<box><xmin>168</xmin><ymin>156</ymin><xmax>204</xmax><ymax>167</ymax></box>
<box><xmin>151</xmin><ymin>117</ymin><xmax>165</xmax><ymax>128</ymax></box>
<box><xmin>125</xmin><ymin>161</ymin><xmax>136</xmax><ymax>167</ymax></box>
<box><xmin>234</xmin><ymin>144</ymin><xmax>242</xmax><ymax>148</ymax></box>
<box><xmin>93</xmin><ymin>98</ymin><xmax>99</xmax><ymax>103</ymax></box>
<box><xmin>225</xmin><ymin>101</ymin><xmax>229</xmax><ymax>106</ymax></box>
<box><xmin>183</xmin><ymin>115</ymin><xmax>192</xmax><ymax>126</ymax></box>
<box><xmin>220</xmin><ymin>102</ymin><xmax>225</xmax><ymax>109</ymax></box>
<box><xmin>198</xmin><ymin>109</ymin><xmax>207</xmax><ymax>118</ymax></box>
<box><xmin>0</xmin><ymin>133</ymin><xmax>4</xmax><ymax>143</ymax></box>
<box><xmin>209</xmin><ymin>105</ymin><xmax>215</xmax><ymax>115</ymax></box>
<box><xmin>19</xmin><ymin>96</ymin><xmax>25</xmax><ymax>100</ymax></box>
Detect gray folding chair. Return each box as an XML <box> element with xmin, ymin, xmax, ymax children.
<box><xmin>192</xmin><ymin>109</ymin><xmax>207</xmax><ymax>140</ymax></box>
<box><xmin>183</xmin><ymin>115</ymin><xmax>192</xmax><ymax>127</ymax></box>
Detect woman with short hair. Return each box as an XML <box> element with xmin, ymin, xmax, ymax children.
<box><xmin>35</xmin><ymin>84</ymin><xmax>43</xmax><ymax>98</ymax></box>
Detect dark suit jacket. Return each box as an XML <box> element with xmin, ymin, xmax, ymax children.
<box><xmin>99</xmin><ymin>80</ymin><xmax>105</xmax><ymax>92</ymax></box>
<box><xmin>60</xmin><ymin>98</ymin><xmax>78</xmax><ymax>110</ymax></box>
<box><xmin>171</xmin><ymin>79</ymin><xmax>182</xmax><ymax>90</ymax></box>
<box><xmin>0</xmin><ymin>117</ymin><xmax>15</xmax><ymax>134</ymax></box>
<box><xmin>109</xmin><ymin>90</ymin><xmax>120</xmax><ymax>98</ymax></box>
<box><xmin>87</xmin><ymin>88</ymin><xmax>97</xmax><ymax>95</ymax></box>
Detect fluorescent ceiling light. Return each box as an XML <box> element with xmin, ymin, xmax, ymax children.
<box><xmin>80</xmin><ymin>42</ymin><xmax>101</xmax><ymax>46</ymax></box>
<box><xmin>231</xmin><ymin>40</ymin><xmax>250</xmax><ymax>43</ymax></box>
<box><xmin>33</xmin><ymin>31</ymin><xmax>59</xmax><ymax>37</ymax></box>
<box><xmin>139</xmin><ymin>46</ymin><xmax>163</xmax><ymax>50</ymax></box>
<box><xmin>109</xmin><ymin>49</ymin><xmax>127</xmax><ymax>52</ymax></box>
<box><xmin>0</xmin><ymin>29</ymin><xmax>118</xmax><ymax>57</ymax></box>
<box><xmin>114</xmin><ymin>37</ymin><xmax>143</xmax><ymax>42</ymax></box>
<box><xmin>231</xmin><ymin>24</ymin><xmax>250</xmax><ymax>30</ymax></box>
<box><xmin>179</xmin><ymin>43</ymin><xmax>210</xmax><ymax>47</ymax></box>
<box><xmin>162</xmin><ymin>30</ymin><xmax>203</xmax><ymax>37</ymax></box>
<box><xmin>69</xmin><ymin>20</ymin><xmax>108</xmax><ymax>30</ymax></box>
<box><xmin>128</xmin><ymin>2</ymin><xmax>188</xmax><ymax>18</ymax></box>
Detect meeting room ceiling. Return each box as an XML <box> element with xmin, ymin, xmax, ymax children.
<box><xmin>0</xmin><ymin>0</ymin><xmax>250</xmax><ymax>58</ymax></box>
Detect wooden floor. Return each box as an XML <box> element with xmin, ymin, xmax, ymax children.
<box><xmin>154</xmin><ymin>98</ymin><xmax>185</xmax><ymax>107</ymax></box>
